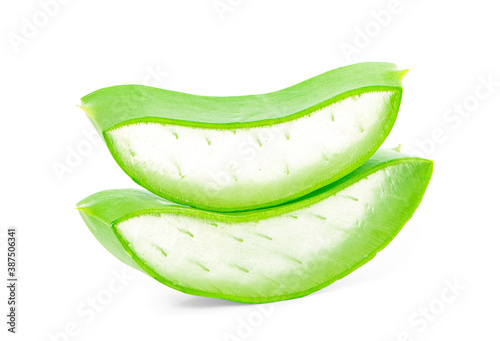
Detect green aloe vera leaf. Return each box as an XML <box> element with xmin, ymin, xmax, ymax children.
<box><xmin>77</xmin><ymin>150</ymin><xmax>432</xmax><ymax>303</ymax></box>
<box><xmin>80</xmin><ymin>62</ymin><xmax>407</xmax><ymax>212</ymax></box>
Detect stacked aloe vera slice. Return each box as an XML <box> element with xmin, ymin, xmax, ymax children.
<box><xmin>77</xmin><ymin>62</ymin><xmax>432</xmax><ymax>303</ymax></box>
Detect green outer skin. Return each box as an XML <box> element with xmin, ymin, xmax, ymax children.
<box><xmin>77</xmin><ymin>150</ymin><xmax>433</xmax><ymax>303</ymax></box>
<box><xmin>80</xmin><ymin>62</ymin><xmax>407</xmax><ymax>212</ymax></box>
<box><xmin>81</xmin><ymin>62</ymin><xmax>406</xmax><ymax>130</ymax></box>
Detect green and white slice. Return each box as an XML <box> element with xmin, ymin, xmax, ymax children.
<box><xmin>77</xmin><ymin>150</ymin><xmax>432</xmax><ymax>303</ymax></box>
<box><xmin>80</xmin><ymin>62</ymin><xmax>407</xmax><ymax>211</ymax></box>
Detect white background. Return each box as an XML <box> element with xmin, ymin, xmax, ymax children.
<box><xmin>1</xmin><ymin>0</ymin><xmax>499</xmax><ymax>340</ymax></box>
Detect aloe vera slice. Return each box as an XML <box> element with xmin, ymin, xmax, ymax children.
<box><xmin>80</xmin><ymin>62</ymin><xmax>407</xmax><ymax>211</ymax></box>
<box><xmin>77</xmin><ymin>150</ymin><xmax>432</xmax><ymax>303</ymax></box>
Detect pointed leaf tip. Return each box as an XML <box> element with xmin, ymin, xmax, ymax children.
<box><xmin>392</xmin><ymin>144</ymin><xmax>402</xmax><ymax>152</ymax></box>
<box><xmin>399</xmin><ymin>68</ymin><xmax>411</xmax><ymax>80</ymax></box>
